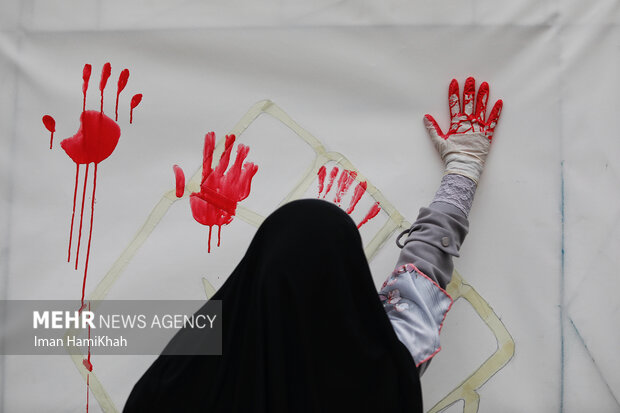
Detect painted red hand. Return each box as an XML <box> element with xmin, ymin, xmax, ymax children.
<box><xmin>42</xmin><ymin>62</ymin><xmax>142</xmax><ymax>413</ymax></box>
<box><xmin>423</xmin><ymin>77</ymin><xmax>503</xmax><ymax>183</ymax></box>
<box><xmin>41</xmin><ymin>62</ymin><xmax>143</xmax><ymax>310</ymax></box>
<box><xmin>425</xmin><ymin>77</ymin><xmax>503</xmax><ymax>141</ymax></box>
<box><xmin>317</xmin><ymin>165</ymin><xmax>381</xmax><ymax>229</ymax></box>
<box><xmin>177</xmin><ymin>132</ymin><xmax>258</xmax><ymax>252</ymax></box>
<box><xmin>49</xmin><ymin>63</ymin><xmax>142</xmax><ymax>163</ymax></box>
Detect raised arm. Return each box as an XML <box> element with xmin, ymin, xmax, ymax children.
<box><xmin>380</xmin><ymin>77</ymin><xmax>502</xmax><ymax>375</ymax></box>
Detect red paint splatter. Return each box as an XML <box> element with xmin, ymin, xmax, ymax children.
<box><xmin>187</xmin><ymin>132</ymin><xmax>258</xmax><ymax>252</ymax></box>
<box><xmin>357</xmin><ymin>202</ymin><xmax>381</xmax><ymax>229</ymax></box>
<box><xmin>334</xmin><ymin>170</ymin><xmax>357</xmax><ymax>206</ymax></box>
<box><xmin>322</xmin><ymin>166</ymin><xmax>339</xmax><ymax>199</ymax></box>
<box><xmin>345</xmin><ymin>180</ymin><xmax>367</xmax><ymax>214</ymax></box>
<box><xmin>130</xmin><ymin>94</ymin><xmax>142</xmax><ymax>124</ymax></box>
<box><xmin>173</xmin><ymin>165</ymin><xmax>185</xmax><ymax>197</ymax></box>
<box><xmin>317</xmin><ymin>165</ymin><xmax>327</xmax><ymax>197</ymax></box>
<box><xmin>315</xmin><ymin>166</ymin><xmax>380</xmax><ymax>228</ymax></box>
<box><xmin>43</xmin><ymin>63</ymin><xmax>141</xmax><ymax>310</ymax></box>
<box><xmin>42</xmin><ymin>115</ymin><xmax>55</xmax><ymax>149</ymax></box>
<box><xmin>115</xmin><ymin>69</ymin><xmax>129</xmax><ymax>121</ymax></box>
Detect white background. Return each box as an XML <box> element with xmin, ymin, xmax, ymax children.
<box><xmin>1</xmin><ymin>1</ymin><xmax>619</xmax><ymax>412</ymax></box>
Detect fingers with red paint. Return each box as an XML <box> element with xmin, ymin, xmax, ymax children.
<box><xmin>42</xmin><ymin>62</ymin><xmax>143</xmax><ymax>313</ymax></box>
<box><xmin>475</xmin><ymin>81</ymin><xmax>489</xmax><ymax>123</ymax></box>
<box><xmin>187</xmin><ymin>133</ymin><xmax>259</xmax><ymax>252</ymax></box>
<box><xmin>462</xmin><ymin>77</ymin><xmax>476</xmax><ymax>116</ymax></box>
<box><xmin>99</xmin><ymin>63</ymin><xmax>111</xmax><ymax>112</ymax></box>
<box><xmin>423</xmin><ymin>114</ymin><xmax>445</xmax><ymax>140</ymax></box>
<box><xmin>116</xmin><ymin>69</ymin><xmax>130</xmax><ymax>121</ymax></box>
<box><xmin>314</xmin><ymin>166</ymin><xmax>380</xmax><ymax>229</ymax></box>
<box><xmin>82</xmin><ymin>64</ymin><xmax>92</xmax><ymax>112</ymax></box>
<box><xmin>448</xmin><ymin>79</ymin><xmax>460</xmax><ymax>122</ymax></box>
<box><xmin>424</xmin><ymin>77</ymin><xmax>503</xmax><ymax>183</ymax></box>
<box><xmin>485</xmin><ymin>99</ymin><xmax>503</xmax><ymax>140</ymax></box>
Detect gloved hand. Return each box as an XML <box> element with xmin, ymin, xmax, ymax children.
<box><xmin>423</xmin><ymin>77</ymin><xmax>503</xmax><ymax>184</ymax></box>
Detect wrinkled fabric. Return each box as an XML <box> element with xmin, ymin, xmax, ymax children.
<box><xmin>389</xmin><ymin>202</ymin><xmax>469</xmax><ymax>374</ymax></box>
<box><xmin>124</xmin><ymin>199</ymin><xmax>423</xmax><ymax>412</ymax></box>
<box><xmin>396</xmin><ymin>203</ymin><xmax>469</xmax><ymax>289</ymax></box>
<box><xmin>380</xmin><ymin>263</ymin><xmax>452</xmax><ymax>376</ymax></box>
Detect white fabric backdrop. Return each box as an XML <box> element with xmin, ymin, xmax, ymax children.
<box><xmin>1</xmin><ymin>1</ymin><xmax>619</xmax><ymax>411</ymax></box>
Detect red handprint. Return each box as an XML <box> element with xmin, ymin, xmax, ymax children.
<box><xmin>425</xmin><ymin>77</ymin><xmax>502</xmax><ymax>140</ymax></box>
<box><xmin>175</xmin><ymin>133</ymin><xmax>259</xmax><ymax>252</ymax></box>
<box><xmin>41</xmin><ymin>63</ymin><xmax>142</xmax><ymax>309</ymax></box>
<box><xmin>316</xmin><ymin>165</ymin><xmax>381</xmax><ymax>229</ymax></box>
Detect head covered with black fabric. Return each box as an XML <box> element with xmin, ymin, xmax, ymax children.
<box><xmin>124</xmin><ymin>199</ymin><xmax>422</xmax><ymax>412</ymax></box>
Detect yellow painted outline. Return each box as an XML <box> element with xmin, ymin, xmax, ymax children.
<box><xmin>66</xmin><ymin>100</ymin><xmax>513</xmax><ymax>413</ymax></box>
<box><xmin>428</xmin><ymin>271</ymin><xmax>515</xmax><ymax>413</ymax></box>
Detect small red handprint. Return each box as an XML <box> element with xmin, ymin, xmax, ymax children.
<box><xmin>316</xmin><ymin>165</ymin><xmax>381</xmax><ymax>229</ymax></box>
<box><xmin>174</xmin><ymin>132</ymin><xmax>259</xmax><ymax>252</ymax></box>
<box><xmin>42</xmin><ymin>62</ymin><xmax>142</xmax><ymax>309</ymax></box>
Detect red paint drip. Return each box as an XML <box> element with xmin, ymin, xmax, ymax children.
<box><xmin>75</xmin><ymin>163</ymin><xmax>89</xmax><ymax>270</ymax></box>
<box><xmin>187</xmin><ymin>133</ymin><xmax>258</xmax><ymax>252</ymax></box>
<box><xmin>173</xmin><ymin>165</ymin><xmax>185</xmax><ymax>197</ymax></box>
<box><xmin>82</xmin><ymin>64</ymin><xmax>92</xmax><ymax>112</ymax></box>
<box><xmin>130</xmin><ymin>94</ymin><xmax>142</xmax><ymax>124</ymax></box>
<box><xmin>115</xmin><ymin>69</ymin><xmax>130</xmax><ymax>121</ymax></box>
<box><xmin>67</xmin><ymin>164</ymin><xmax>80</xmax><ymax>262</ymax></box>
<box><xmin>317</xmin><ymin>165</ymin><xmax>327</xmax><ymax>197</ymax></box>
<box><xmin>83</xmin><ymin>302</ymin><xmax>92</xmax><ymax>412</ymax></box>
<box><xmin>83</xmin><ymin>302</ymin><xmax>93</xmax><ymax>370</ymax></box>
<box><xmin>99</xmin><ymin>63</ymin><xmax>111</xmax><ymax>112</ymax></box>
<box><xmin>323</xmin><ymin>166</ymin><xmax>339</xmax><ymax>199</ymax></box>
<box><xmin>357</xmin><ymin>202</ymin><xmax>381</xmax><ymax>229</ymax></box>
<box><xmin>346</xmin><ymin>181</ymin><xmax>367</xmax><ymax>214</ymax></box>
<box><xmin>42</xmin><ymin>115</ymin><xmax>56</xmax><ymax>149</ymax></box>
<box><xmin>207</xmin><ymin>225</ymin><xmax>212</xmax><ymax>253</ymax></box>
<box><xmin>334</xmin><ymin>170</ymin><xmax>357</xmax><ymax>206</ymax></box>
<box><xmin>81</xmin><ymin>164</ymin><xmax>97</xmax><ymax>309</ymax></box>
<box><xmin>86</xmin><ymin>374</ymin><xmax>90</xmax><ymax>413</ymax></box>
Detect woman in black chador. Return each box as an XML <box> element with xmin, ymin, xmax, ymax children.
<box><xmin>124</xmin><ymin>77</ymin><xmax>502</xmax><ymax>412</ymax></box>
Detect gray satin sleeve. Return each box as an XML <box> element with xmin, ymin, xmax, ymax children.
<box><xmin>395</xmin><ymin>201</ymin><xmax>469</xmax><ymax>289</ymax></box>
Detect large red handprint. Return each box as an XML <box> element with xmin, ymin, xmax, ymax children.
<box><xmin>174</xmin><ymin>133</ymin><xmax>259</xmax><ymax>252</ymax></box>
<box><xmin>42</xmin><ymin>63</ymin><xmax>142</xmax><ymax>309</ymax></box>
<box><xmin>42</xmin><ymin>62</ymin><xmax>142</xmax><ymax>413</ymax></box>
